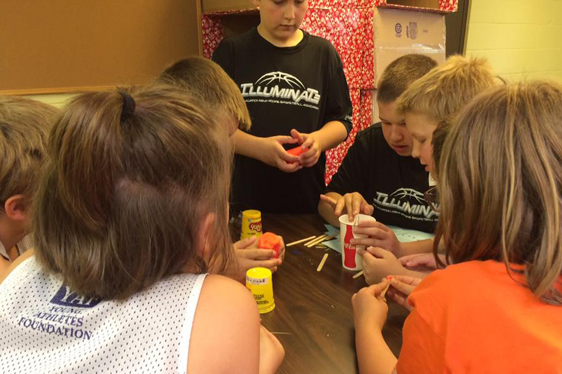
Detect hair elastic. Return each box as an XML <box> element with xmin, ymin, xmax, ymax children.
<box><xmin>118</xmin><ymin>90</ymin><xmax>136</xmax><ymax>123</ymax></box>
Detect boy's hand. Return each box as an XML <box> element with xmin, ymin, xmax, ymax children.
<box><xmin>290</xmin><ymin>129</ymin><xmax>321</xmax><ymax>167</ymax></box>
<box><xmin>319</xmin><ymin>193</ymin><xmax>374</xmax><ymax>221</ymax></box>
<box><xmin>399</xmin><ymin>253</ymin><xmax>446</xmax><ymax>272</ymax></box>
<box><xmin>351</xmin><ymin>221</ymin><xmax>404</xmax><ymax>257</ymax></box>
<box><xmin>359</xmin><ymin>246</ymin><xmax>405</xmax><ymax>285</ymax></box>
<box><xmin>352</xmin><ymin>279</ymin><xmax>390</xmax><ymax>330</ymax></box>
<box><xmin>258</xmin><ymin>135</ymin><xmax>301</xmax><ymax>173</ymax></box>
<box><xmin>386</xmin><ymin>275</ymin><xmax>422</xmax><ymax>311</ymax></box>
<box><xmin>259</xmin><ymin>325</ymin><xmax>285</xmax><ymax>374</ymax></box>
<box><xmin>229</xmin><ymin>237</ymin><xmax>283</xmax><ymax>282</ymax></box>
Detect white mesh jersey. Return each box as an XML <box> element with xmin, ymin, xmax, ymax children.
<box><xmin>0</xmin><ymin>256</ymin><xmax>207</xmax><ymax>374</ymax></box>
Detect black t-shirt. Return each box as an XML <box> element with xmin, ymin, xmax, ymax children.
<box><xmin>212</xmin><ymin>28</ymin><xmax>353</xmax><ymax>213</ymax></box>
<box><xmin>326</xmin><ymin>123</ymin><xmax>438</xmax><ymax>233</ymax></box>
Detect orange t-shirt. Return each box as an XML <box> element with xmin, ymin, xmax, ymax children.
<box><xmin>396</xmin><ymin>260</ymin><xmax>562</xmax><ymax>374</ymax></box>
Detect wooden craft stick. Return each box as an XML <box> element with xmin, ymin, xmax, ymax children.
<box><xmin>306</xmin><ymin>235</ymin><xmax>335</xmax><ymax>248</ymax></box>
<box><xmin>305</xmin><ymin>234</ymin><xmax>327</xmax><ymax>247</ymax></box>
<box><xmin>316</xmin><ymin>253</ymin><xmax>329</xmax><ymax>272</ymax></box>
<box><xmin>352</xmin><ymin>270</ymin><xmax>364</xmax><ymax>279</ymax></box>
<box><xmin>286</xmin><ymin>236</ymin><xmax>316</xmax><ymax>247</ymax></box>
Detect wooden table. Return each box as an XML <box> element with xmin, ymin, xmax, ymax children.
<box><xmin>256</xmin><ymin>214</ymin><xmax>409</xmax><ymax>374</ymax></box>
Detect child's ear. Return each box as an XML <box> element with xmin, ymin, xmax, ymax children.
<box><xmin>3</xmin><ymin>195</ymin><xmax>28</xmax><ymax>222</ymax></box>
<box><xmin>196</xmin><ymin>212</ymin><xmax>217</xmax><ymax>260</ymax></box>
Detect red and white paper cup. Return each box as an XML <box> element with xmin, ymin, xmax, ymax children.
<box><xmin>338</xmin><ymin>214</ymin><xmax>376</xmax><ymax>271</ymax></box>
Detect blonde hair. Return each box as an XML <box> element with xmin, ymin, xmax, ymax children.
<box><xmin>435</xmin><ymin>81</ymin><xmax>562</xmax><ymax>305</ymax></box>
<box><xmin>0</xmin><ymin>96</ymin><xmax>59</xmax><ymax>209</ymax></box>
<box><xmin>377</xmin><ymin>54</ymin><xmax>437</xmax><ymax>103</ymax></box>
<box><xmin>159</xmin><ymin>56</ymin><xmax>251</xmax><ymax>131</ymax></box>
<box><xmin>33</xmin><ymin>84</ymin><xmax>234</xmax><ymax>300</ymax></box>
<box><xmin>396</xmin><ymin>55</ymin><xmax>497</xmax><ymax>124</ymax></box>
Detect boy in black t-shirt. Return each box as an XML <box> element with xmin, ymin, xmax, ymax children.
<box><xmin>319</xmin><ymin>54</ymin><xmax>438</xmax><ymax>259</ymax></box>
<box><xmin>212</xmin><ymin>0</ymin><xmax>353</xmax><ymax>214</ymax></box>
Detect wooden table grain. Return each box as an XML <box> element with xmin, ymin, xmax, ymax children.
<box><xmin>255</xmin><ymin>214</ymin><xmax>408</xmax><ymax>374</ymax></box>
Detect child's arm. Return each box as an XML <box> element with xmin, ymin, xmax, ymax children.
<box><xmin>188</xmin><ymin>275</ymin><xmax>284</xmax><ymax>374</ymax></box>
<box><xmin>360</xmin><ymin>247</ymin><xmax>427</xmax><ymax>285</ymax></box>
<box><xmin>352</xmin><ymin>221</ymin><xmax>435</xmax><ymax>258</ymax></box>
<box><xmin>233</xmin><ymin>130</ymin><xmax>302</xmax><ymax>172</ymax></box>
<box><xmin>352</xmin><ymin>280</ymin><xmax>397</xmax><ymax>374</ymax></box>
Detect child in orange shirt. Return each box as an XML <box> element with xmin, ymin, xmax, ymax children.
<box><xmin>353</xmin><ymin>81</ymin><xmax>562</xmax><ymax>373</ymax></box>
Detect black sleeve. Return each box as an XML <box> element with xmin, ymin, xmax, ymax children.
<box><xmin>323</xmin><ymin>51</ymin><xmax>353</xmax><ymax>135</ymax></box>
<box><xmin>325</xmin><ymin>132</ymin><xmax>368</xmax><ymax>196</ymax></box>
<box><xmin>211</xmin><ymin>39</ymin><xmax>235</xmax><ymax>79</ymax></box>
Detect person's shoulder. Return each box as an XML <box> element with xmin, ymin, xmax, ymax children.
<box><xmin>200</xmin><ymin>274</ymin><xmax>258</xmax><ymax>313</ymax></box>
<box><xmin>306</xmin><ymin>33</ymin><xmax>340</xmax><ymax>57</ymax></box>
<box><xmin>188</xmin><ymin>274</ymin><xmax>260</xmax><ymax>373</ymax></box>
<box><xmin>218</xmin><ymin>28</ymin><xmax>256</xmax><ymax>48</ymax></box>
<box><xmin>352</xmin><ymin>123</ymin><xmax>386</xmax><ymax>150</ymax></box>
<box><xmin>307</xmin><ymin>33</ymin><xmax>336</xmax><ymax>49</ymax></box>
<box><xmin>410</xmin><ymin>261</ymin><xmax>503</xmax><ymax>309</ymax></box>
<box><xmin>357</xmin><ymin>123</ymin><xmax>383</xmax><ymax>139</ymax></box>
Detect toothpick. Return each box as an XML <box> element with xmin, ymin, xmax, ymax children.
<box><xmin>287</xmin><ymin>236</ymin><xmax>316</xmax><ymax>247</ymax></box>
<box><xmin>317</xmin><ymin>253</ymin><xmax>329</xmax><ymax>272</ymax></box>
<box><xmin>380</xmin><ymin>278</ymin><xmax>391</xmax><ymax>302</ymax></box>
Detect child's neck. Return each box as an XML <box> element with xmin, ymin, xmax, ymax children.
<box><xmin>257</xmin><ymin>25</ymin><xmax>304</xmax><ymax>48</ymax></box>
<box><xmin>0</xmin><ymin>225</ymin><xmax>26</xmax><ymax>261</ymax></box>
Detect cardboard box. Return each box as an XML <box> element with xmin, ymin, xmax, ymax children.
<box><xmin>370</xmin><ymin>8</ymin><xmax>446</xmax><ymax>87</ymax></box>
<box><xmin>309</xmin><ymin>0</ymin><xmax>455</xmax><ymax>12</ymax></box>
<box><xmin>202</xmin><ymin>0</ymin><xmax>256</xmax><ymax>14</ymax></box>
<box><xmin>204</xmin><ymin>0</ymin><xmax>457</xmax><ymax>14</ymax></box>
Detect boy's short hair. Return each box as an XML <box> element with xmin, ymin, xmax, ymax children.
<box><xmin>0</xmin><ymin>96</ymin><xmax>58</xmax><ymax>208</ymax></box>
<box><xmin>159</xmin><ymin>57</ymin><xmax>251</xmax><ymax>131</ymax></box>
<box><xmin>377</xmin><ymin>54</ymin><xmax>438</xmax><ymax>103</ymax></box>
<box><xmin>396</xmin><ymin>55</ymin><xmax>497</xmax><ymax>123</ymax></box>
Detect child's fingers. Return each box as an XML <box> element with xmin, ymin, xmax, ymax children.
<box><xmin>362</xmin><ymin>203</ymin><xmax>375</xmax><ymax>216</ymax></box>
<box><xmin>367</xmin><ymin>278</ymin><xmax>390</xmax><ymax>297</ymax></box>
<box><xmin>387</xmin><ymin>290</ymin><xmax>411</xmax><ymax>310</ymax></box>
<box><xmin>275</xmin><ymin>135</ymin><xmax>299</xmax><ymax>145</ymax></box>
<box><xmin>389</xmin><ymin>277</ymin><xmax>418</xmax><ymax>296</ymax></box>
<box><xmin>320</xmin><ymin>194</ymin><xmax>338</xmax><ymax>208</ymax></box>
<box><xmin>391</xmin><ymin>275</ymin><xmax>422</xmax><ymax>287</ymax></box>
<box><xmin>253</xmin><ymin>259</ymin><xmax>282</xmax><ymax>270</ymax></box>
<box><xmin>277</xmin><ymin>161</ymin><xmax>302</xmax><ymax>173</ymax></box>
<box><xmin>279</xmin><ymin>149</ymin><xmax>301</xmax><ymax>163</ymax></box>
<box><xmin>357</xmin><ymin>220</ymin><xmax>390</xmax><ymax>232</ymax></box>
<box><xmin>334</xmin><ymin>197</ymin><xmax>346</xmax><ymax>215</ymax></box>
<box><xmin>235</xmin><ymin>236</ymin><xmax>258</xmax><ymax>249</ymax></box>
<box><xmin>365</xmin><ymin>246</ymin><xmax>392</xmax><ymax>259</ymax></box>
<box><xmin>301</xmin><ymin>146</ymin><xmax>315</xmax><ymax>158</ymax></box>
<box><xmin>351</xmin><ymin>195</ymin><xmax>363</xmax><ymax>218</ymax></box>
<box><xmin>241</xmin><ymin>249</ymin><xmax>277</xmax><ymax>260</ymax></box>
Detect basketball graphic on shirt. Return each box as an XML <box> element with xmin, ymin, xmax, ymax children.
<box><xmin>240</xmin><ymin>71</ymin><xmax>321</xmax><ymax>109</ymax></box>
<box><xmin>255</xmin><ymin>72</ymin><xmax>306</xmax><ymax>90</ymax></box>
